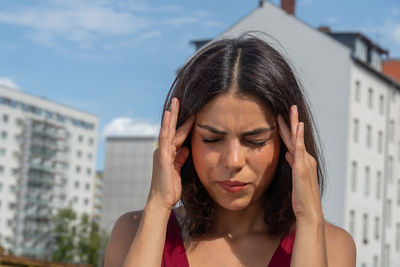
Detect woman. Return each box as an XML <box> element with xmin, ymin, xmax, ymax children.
<box><xmin>105</xmin><ymin>33</ymin><xmax>356</xmax><ymax>267</ymax></box>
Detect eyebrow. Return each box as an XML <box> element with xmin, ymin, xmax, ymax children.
<box><xmin>196</xmin><ymin>123</ymin><xmax>276</xmax><ymax>136</ymax></box>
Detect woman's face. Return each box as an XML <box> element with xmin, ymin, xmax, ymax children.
<box><xmin>191</xmin><ymin>93</ymin><xmax>281</xmax><ymax>211</ymax></box>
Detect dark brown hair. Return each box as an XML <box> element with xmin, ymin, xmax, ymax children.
<box><xmin>162</xmin><ymin>32</ymin><xmax>325</xmax><ymax>238</ymax></box>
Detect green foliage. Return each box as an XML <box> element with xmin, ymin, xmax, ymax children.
<box><xmin>51</xmin><ymin>207</ymin><xmax>108</xmax><ymax>266</ymax></box>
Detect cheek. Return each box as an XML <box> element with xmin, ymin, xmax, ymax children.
<box><xmin>191</xmin><ymin>134</ymin><xmax>214</xmax><ymax>183</ymax></box>
<box><xmin>252</xmin><ymin>139</ymin><xmax>281</xmax><ymax>179</ymax></box>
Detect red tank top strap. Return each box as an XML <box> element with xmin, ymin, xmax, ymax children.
<box><xmin>267</xmin><ymin>226</ymin><xmax>296</xmax><ymax>267</ymax></box>
<box><xmin>161</xmin><ymin>210</ymin><xmax>190</xmax><ymax>267</ymax></box>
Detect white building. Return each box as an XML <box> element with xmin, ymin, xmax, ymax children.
<box><xmin>0</xmin><ymin>85</ymin><xmax>99</xmax><ymax>259</ymax></box>
<box><xmin>190</xmin><ymin>1</ymin><xmax>400</xmax><ymax>266</ymax></box>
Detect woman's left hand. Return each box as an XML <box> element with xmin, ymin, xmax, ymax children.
<box><xmin>277</xmin><ymin>105</ymin><xmax>324</xmax><ymax>224</ymax></box>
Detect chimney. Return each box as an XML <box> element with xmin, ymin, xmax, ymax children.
<box><xmin>317</xmin><ymin>26</ymin><xmax>331</xmax><ymax>33</ymax></box>
<box><xmin>259</xmin><ymin>0</ymin><xmax>264</xmax><ymax>8</ymax></box>
<box><xmin>281</xmin><ymin>0</ymin><xmax>296</xmax><ymax>15</ymax></box>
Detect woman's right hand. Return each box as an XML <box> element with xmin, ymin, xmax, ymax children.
<box><xmin>147</xmin><ymin>97</ymin><xmax>195</xmax><ymax>212</ymax></box>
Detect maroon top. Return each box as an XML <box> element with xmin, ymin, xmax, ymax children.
<box><xmin>161</xmin><ymin>210</ymin><xmax>296</xmax><ymax>267</ymax></box>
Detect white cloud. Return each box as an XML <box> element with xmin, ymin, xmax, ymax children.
<box><xmin>0</xmin><ymin>78</ymin><xmax>19</xmax><ymax>90</ymax></box>
<box><xmin>103</xmin><ymin>117</ymin><xmax>159</xmax><ymax>138</ymax></box>
<box><xmin>0</xmin><ymin>0</ymin><xmax>149</xmax><ymax>49</ymax></box>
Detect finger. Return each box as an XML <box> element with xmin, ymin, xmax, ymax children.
<box><xmin>294</xmin><ymin>122</ymin><xmax>305</xmax><ymax>163</ymax></box>
<box><xmin>290</xmin><ymin>105</ymin><xmax>299</xmax><ymax>145</ymax></box>
<box><xmin>173</xmin><ymin>115</ymin><xmax>195</xmax><ymax>149</ymax></box>
<box><xmin>159</xmin><ymin>110</ymin><xmax>171</xmax><ymax>152</ymax></box>
<box><xmin>174</xmin><ymin>147</ymin><xmax>190</xmax><ymax>172</ymax></box>
<box><xmin>168</xmin><ymin>98</ymin><xmax>179</xmax><ymax>142</ymax></box>
<box><xmin>285</xmin><ymin>151</ymin><xmax>294</xmax><ymax>167</ymax></box>
<box><xmin>277</xmin><ymin>114</ymin><xmax>295</xmax><ymax>154</ymax></box>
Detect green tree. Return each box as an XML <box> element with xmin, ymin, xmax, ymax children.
<box><xmin>51</xmin><ymin>207</ymin><xmax>77</xmax><ymax>262</ymax></box>
<box><xmin>51</xmin><ymin>207</ymin><xmax>109</xmax><ymax>266</ymax></box>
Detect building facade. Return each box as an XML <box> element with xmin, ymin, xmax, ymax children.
<box><xmin>0</xmin><ymin>85</ymin><xmax>98</xmax><ymax>259</ymax></box>
<box><xmin>190</xmin><ymin>1</ymin><xmax>400</xmax><ymax>266</ymax></box>
<box><xmin>100</xmin><ymin>136</ymin><xmax>156</xmax><ymax>233</ymax></box>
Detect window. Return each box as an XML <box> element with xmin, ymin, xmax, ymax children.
<box><xmin>389</xmin><ymin>156</ymin><xmax>393</xmax><ymax>183</ymax></box>
<box><xmin>349</xmin><ymin>210</ymin><xmax>355</xmax><ymax>236</ymax></box>
<box><xmin>0</xmin><ymin>182</ymin><xmax>2</xmax><ymax>191</ymax></box>
<box><xmin>390</xmin><ymin>120</ymin><xmax>395</xmax><ymax>143</ymax></box>
<box><xmin>363</xmin><ymin>213</ymin><xmax>368</xmax><ymax>244</ymax></box>
<box><xmin>377</xmin><ymin>131</ymin><xmax>383</xmax><ymax>153</ymax></box>
<box><xmin>375</xmin><ymin>217</ymin><xmax>380</xmax><ymax>240</ymax></box>
<box><xmin>76</xmin><ymin>166</ymin><xmax>81</xmax><ymax>174</ymax></box>
<box><xmin>60</xmin><ymin>194</ymin><xmax>66</xmax><ymax>201</ymax></box>
<box><xmin>86</xmin><ymin>168</ymin><xmax>92</xmax><ymax>176</ymax></box>
<box><xmin>368</xmin><ymin>88</ymin><xmax>373</xmax><ymax>109</ymax></box>
<box><xmin>385</xmin><ymin>244</ymin><xmax>390</xmax><ymax>267</ymax></box>
<box><xmin>15</xmin><ymin>118</ymin><xmax>23</xmax><ymax>126</ymax></box>
<box><xmin>0</xmin><ymin>166</ymin><xmax>4</xmax><ymax>174</ymax></box>
<box><xmin>74</xmin><ymin>181</ymin><xmax>80</xmax><ymax>189</ymax></box>
<box><xmin>88</xmin><ymin>153</ymin><xmax>93</xmax><ymax>160</ymax></box>
<box><xmin>355</xmin><ymin>81</ymin><xmax>361</xmax><ymax>102</ymax></box>
<box><xmin>365</xmin><ymin>166</ymin><xmax>370</xmax><ymax>196</ymax></box>
<box><xmin>0</xmin><ymin>148</ymin><xmax>5</xmax><ymax>157</ymax></box>
<box><xmin>8</xmin><ymin>202</ymin><xmax>16</xmax><ymax>210</ymax></box>
<box><xmin>88</xmin><ymin>138</ymin><xmax>94</xmax><ymax>146</ymax></box>
<box><xmin>85</xmin><ymin>183</ymin><xmax>90</xmax><ymax>191</ymax></box>
<box><xmin>77</xmin><ymin>150</ymin><xmax>82</xmax><ymax>158</ymax></box>
<box><xmin>379</xmin><ymin>95</ymin><xmax>384</xmax><ymax>115</ymax></box>
<box><xmin>353</xmin><ymin>119</ymin><xmax>359</xmax><ymax>143</ymax></box>
<box><xmin>84</xmin><ymin>198</ymin><xmax>89</xmax><ymax>205</ymax></box>
<box><xmin>366</xmin><ymin>125</ymin><xmax>372</xmax><ymax>148</ymax></box>
<box><xmin>376</xmin><ymin>171</ymin><xmax>382</xmax><ymax>200</ymax></box>
<box><xmin>2</xmin><ymin>114</ymin><xmax>8</xmax><ymax>123</ymax></box>
<box><xmin>78</xmin><ymin>135</ymin><xmax>83</xmax><ymax>143</ymax></box>
<box><xmin>1</xmin><ymin>131</ymin><xmax>7</xmax><ymax>140</ymax></box>
<box><xmin>387</xmin><ymin>199</ymin><xmax>392</xmax><ymax>227</ymax></box>
<box><xmin>373</xmin><ymin>255</ymin><xmax>379</xmax><ymax>267</ymax></box>
<box><xmin>73</xmin><ymin>196</ymin><xmax>78</xmax><ymax>203</ymax></box>
<box><xmin>351</xmin><ymin>161</ymin><xmax>357</xmax><ymax>192</ymax></box>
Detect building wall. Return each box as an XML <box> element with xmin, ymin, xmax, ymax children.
<box><xmin>0</xmin><ymin>85</ymin><xmax>98</xmax><ymax>258</ymax></box>
<box><xmin>218</xmin><ymin>1</ymin><xmax>351</xmax><ymax>228</ymax></box>
<box><xmin>347</xmin><ymin>62</ymin><xmax>400</xmax><ymax>266</ymax></box>
<box><xmin>100</xmin><ymin>137</ymin><xmax>156</xmax><ymax>233</ymax></box>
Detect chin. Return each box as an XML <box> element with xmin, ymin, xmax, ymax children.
<box><xmin>215</xmin><ymin>197</ymin><xmax>253</xmax><ymax>212</ymax></box>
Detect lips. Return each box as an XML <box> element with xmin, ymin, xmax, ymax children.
<box><xmin>217</xmin><ymin>180</ymin><xmax>249</xmax><ymax>193</ymax></box>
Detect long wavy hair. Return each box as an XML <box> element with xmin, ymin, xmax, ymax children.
<box><xmin>162</xmin><ymin>32</ymin><xmax>325</xmax><ymax>238</ymax></box>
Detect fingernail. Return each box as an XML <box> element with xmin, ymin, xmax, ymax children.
<box><xmin>293</xmin><ymin>105</ymin><xmax>297</xmax><ymax>113</ymax></box>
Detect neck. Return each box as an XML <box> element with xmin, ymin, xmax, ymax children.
<box><xmin>213</xmin><ymin>201</ymin><xmax>268</xmax><ymax>240</ymax></box>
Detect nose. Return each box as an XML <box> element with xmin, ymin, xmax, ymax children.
<box><xmin>221</xmin><ymin>139</ymin><xmax>245</xmax><ymax>174</ymax></box>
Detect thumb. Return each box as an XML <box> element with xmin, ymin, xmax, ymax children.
<box><xmin>174</xmin><ymin>147</ymin><xmax>190</xmax><ymax>172</ymax></box>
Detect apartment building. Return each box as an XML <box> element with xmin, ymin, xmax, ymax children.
<box><xmin>0</xmin><ymin>85</ymin><xmax>98</xmax><ymax>259</ymax></box>
<box><xmin>189</xmin><ymin>1</ymin><xmax>400</xmax><ymax>266</ymax></box>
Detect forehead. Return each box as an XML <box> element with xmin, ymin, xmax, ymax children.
<box><xmin>195</xmin><ymin>93</ymin><xmax>276</xmax><ymax>128</ymax></box>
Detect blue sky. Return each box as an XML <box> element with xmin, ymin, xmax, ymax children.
<box><xmin>1</xmin><ymin>0</ymin><xmax>399</xmax><ymax>170</ymax></box>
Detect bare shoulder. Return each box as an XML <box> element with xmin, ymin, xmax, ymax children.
<box><xmin>104</xmin><ymin>210</ymin><xmax>144</xmax><ymax>267</ymax></box>
<box><xmin>324</xmin><ymin>221</ymin><xmax>356</xmax><ymax>267</ymax></box>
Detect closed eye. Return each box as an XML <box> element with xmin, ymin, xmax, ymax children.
<box><xmin>202</xmin><ymin>138</ymin><xmax>221</xmax><ymax>143</ymax></box>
